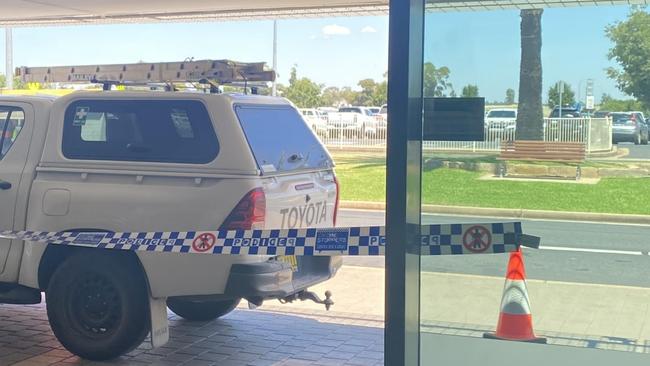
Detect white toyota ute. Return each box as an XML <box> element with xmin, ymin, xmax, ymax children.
<box><xmin>0</xmin><ymin>84</ymin><xmax>341</xmax><ymax>360</ymax></box>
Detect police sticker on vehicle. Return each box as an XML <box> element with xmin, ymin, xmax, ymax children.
<box><xmin>72</xmin><ymin>233</ymin><xmax>106</xmax><ymax>245</ymax></box>
<box><xmin>315</xmin><ymin>228</ymin><xmax>349</xmax><ymax>252</ymax></box>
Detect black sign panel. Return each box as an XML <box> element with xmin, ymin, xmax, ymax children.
<box><xmin>423</xmin><ymin>97</ymin><xmax>485</xmax><ymax>141</ymax></box>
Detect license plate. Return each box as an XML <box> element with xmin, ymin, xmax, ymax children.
<box><xmin>276</xmin><ymin>255</ymin><xmax>298</xmax><ymax>272</ymax></box>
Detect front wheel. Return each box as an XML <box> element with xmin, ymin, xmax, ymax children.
<box><xmin>167</xmin><ymin>298</ymin><xmax>240</xmax><ymax>321</ymax></box>
<box><xmin>46</xmin><ymin>251</ymin><xmax>150</xmax><ymax>361</ymax></box>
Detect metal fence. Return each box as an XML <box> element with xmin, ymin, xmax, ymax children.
<box><xmin>318</xmin><ymin>117</ymin><xmax>612</xmax><ymax>154</ymax></box>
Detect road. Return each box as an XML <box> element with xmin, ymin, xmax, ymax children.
<box><xmin>337</xmin><ymin>208</ymin><xmax>650</xmax><ymax>288</ymax></box>
<box><xmin>619</xmin><ymin>142</ymin><xmax>650</xmax><ymax>159</ymax></box>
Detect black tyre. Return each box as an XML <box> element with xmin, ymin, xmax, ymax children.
<box><xmin>46</xmin><ymin>251</ymin><xmax>150</xmax><ymax>361</ymax></box>
<box><xmin>167</xmin><ymin>298</ymin><xmax>240</xmax><ymax>321</ymax></box>
<box><xmin>635</xmin><ymin>133</ymin><xmax>641</xmax><ymax>145</ymax></box>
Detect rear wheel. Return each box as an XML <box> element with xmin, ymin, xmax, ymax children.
<box><xmin>46</xmin><ymin>251</ymin><xmax>149</xmax><ymax>361</ymax></box>
<box><xmin>635</xmin><ymin>133</ymin><xmax>641</xmax><ymax>145</ymax></box>
<box><xmin>167</xmin><ymin>298</ymin><xmax>240</xmax><ymax>321</ymax></box>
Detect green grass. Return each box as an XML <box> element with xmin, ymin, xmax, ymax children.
<box><xmin>334</xmin><ymin>152</ymin><xmax>650</xmax><ymax>215</ymax></box>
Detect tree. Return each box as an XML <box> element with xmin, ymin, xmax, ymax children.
<box><xmin>505</xmin><ymin>88</ymin><xmax>516</xmax><ymax>104</ymax></box>
<box><xmin>547</xmin><ymin>81</ymin><xmax>576</xmax><ymax>108</ymax></box>
<box><xmin>0</xmin><ymin>74</ymin><xmax>25</xmax><ymax>89</ymax></box>
<box><xmin>355</xmin><ymin>78</ymin><xmax>388</xmax><ymax>106</ymax></box>
<box><xmin>338</xmin><ymin>87</ymin><xmax>360</xmax><ymax>105</ymax></box>
<box><xmin>600</xmin><ymin>93</ymin><xmax>645</xmax><ymax>112</ymax></box>
<box><xmin>282</xmin><ymin>66</ymin><xmax>322</xmax><ymax>108</ymax></box>
<box><xmin>515</xmin><ymin>9</ymin><xmax>544</xmax><ymax>141</ymax></box>
<box><xmin>423</xmin><ymin>62</ymin><xmax>454</xmax><ymax>97</ymax></box>
<box><xmin>461</xmin><ymin>84</ymin><xmax>479</xmax><ymax>98</ymax></box>
<box><xmin>321</xmin><ymin>86</ymin><xmax>345</xmax><ymax>107</ymax></box>
<box><xmin>606</xmin><ymin>10</ymin><xmax>650</xmax><ymax>109</ymax></box>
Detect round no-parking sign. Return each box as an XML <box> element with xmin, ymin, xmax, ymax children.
<box><xmin>462</xmin><ymin>225</ymin><xmax>492</xmax><ymax>253</ymax></box>
<box><xmin>192</xmin><ymin>233</ymin><xmax>216</xmax><ymax>252</ymax></box>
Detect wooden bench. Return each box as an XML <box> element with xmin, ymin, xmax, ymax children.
<box><xmin>498</xmin><ymin>140</ymin><xmax>586</xmax><ymax>180</ymax></box>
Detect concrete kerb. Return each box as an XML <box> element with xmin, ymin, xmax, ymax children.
<box><xmin>340</xmin><ymin>200</ymin><xmax>650</xmax><ymax>225</ymax></box>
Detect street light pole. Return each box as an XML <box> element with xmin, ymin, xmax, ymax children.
<box><xmin>272</xmin><ymin>20</ymin><xmax>278</xmax><ymax>97</ymax></box>
<box><xmin>5</xmin><ymin>27</ymin><xmax>13</xmax><ymax>90</ymax></box>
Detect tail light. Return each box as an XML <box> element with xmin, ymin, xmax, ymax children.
<box><xmin>220</xmin><ymin>188</ymin><xmax>266</xmax><ymax>230</ymax></box>
<box><xmin>333</xmin><ymin>176</ymin><xmax>340</xmax><ymax>227</ymax></box>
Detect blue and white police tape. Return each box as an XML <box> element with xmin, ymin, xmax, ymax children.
<box><xmin>0</xmin><ymin>222</ymin><xmax>539</xmax><ymax>256</ymax></box>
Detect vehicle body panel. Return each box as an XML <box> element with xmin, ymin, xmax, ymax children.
<box><xmin>1</xmin><ymin>92</ymin><xmax>339</xmax><ymax>298</ymax></box>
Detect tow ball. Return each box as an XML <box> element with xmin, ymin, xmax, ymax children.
<box><xmin>280</xmin><ymin>290</ymin><xmax>334</xmax><ymax>311</ymax></box>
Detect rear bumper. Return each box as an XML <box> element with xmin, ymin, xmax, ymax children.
<box><xmin>613</xmin><ymin>129</ymin><xmax>637</xmax><ymax>141</ymax></box>
<box><xmin>224</xmin><ymin>256</ymin><xmax>342</xmax><ymax>300</ymax></box>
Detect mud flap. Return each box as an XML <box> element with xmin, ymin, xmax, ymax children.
<box><xmin>149</xmin><ymin>296</ymin><xmax>169</xmax><ymax>348</ymax></box>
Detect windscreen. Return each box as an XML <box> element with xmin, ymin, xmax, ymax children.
<box><xmin>487</xmin><ymin>110</ymin><xmax>516</xmax><ymax>118</ymax></box>
<box><xmin>235</xmin><ymin>104</ymin><xmax>332</xmax><ymax>174</ymax></box>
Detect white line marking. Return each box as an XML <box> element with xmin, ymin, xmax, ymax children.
<box><xmin>540</xmin><ymin>245</ymin><xmax>645</xmax><ymax>256</ymax></box>
<box><xmin>339</xmin><ymin>208</ymin><xmax>650</xmax><ymax>228</ymax></box>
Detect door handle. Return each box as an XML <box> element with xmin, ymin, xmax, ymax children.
<box><xmin>0</xmin><ymin>180</ymin><xmax>11</xmax><ymax>190</ymax></box>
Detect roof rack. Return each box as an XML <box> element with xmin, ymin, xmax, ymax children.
<box><xmin>16</xmin><ymin>59</ymin><xmax>276</xmax><ymax>92</ymax></box>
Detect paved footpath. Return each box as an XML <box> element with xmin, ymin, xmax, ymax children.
<box><xmin>0</xmin><ymin>301</ymin><xmax>383</xmax><ymax>366</ymax></box>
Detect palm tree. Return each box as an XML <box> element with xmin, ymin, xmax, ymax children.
<box><xmin>515</xmin><ymin>9</ymin><xmax>544</xmax><ymax>141</ymax></box>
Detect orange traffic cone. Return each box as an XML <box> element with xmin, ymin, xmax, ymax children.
<box><xmin>484</xmin><ymin>248</ymin><xmax>546</xmax><ymax>343</ymax></box>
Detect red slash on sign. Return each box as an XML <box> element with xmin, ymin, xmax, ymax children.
<box><xmin>462</xmin><ymin>225</ymin><xmax>492</xmax><ymax>253</ymax></box>
<box><xmin>192</xmin><ymin>233</ymin><xmax>216</xmax><ymax>252</ymax></box>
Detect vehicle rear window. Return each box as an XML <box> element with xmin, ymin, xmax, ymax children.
<box><xmin>235</xmin><ymin>104</ymin><xmax>332</xmax><ymax>174</ymax></box>
<box><xmin>611</xmin><ymin>113</ymin><xmax>631</xmax><ymax>124</ymax></box>
<box><xmin>487</xmin><ymin>110</ymin><xmax>516</xmax><ymax>118</ymax></box>
<box><xmin>339</xmin><ymin>107</ymin><xmax>362</xmax><ymax>114</ymax></box>
<box><xmin>62</xmin><ymin>99</ymin><xmax>218</xmax><ymax>164</ymax></box>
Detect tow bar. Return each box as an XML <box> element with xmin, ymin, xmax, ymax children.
<box><xmin>280</xmin><ymin>290</ymin><xmax>334</xmax><ymax>311</ymax></box>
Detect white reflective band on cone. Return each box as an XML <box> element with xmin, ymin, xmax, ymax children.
<box><xmin>500</xmin><ymin>280</ymin><xmax>532</xmax><ymax>315</ymax></box>
<box><xmin>0</xmin><ymin>222</ymin><xmax>537</xmax><ymax>256</ymax></box>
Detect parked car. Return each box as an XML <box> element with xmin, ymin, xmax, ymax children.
<box><xmin>485</xmin><ymin>108</ymin><xmax>517</xmax><ymax>137</ymax></box>
<box><xmin>376</xmin><ymin>104</ymin><xmax>388</xmax><ymax>135</ymax></box>
<box><xmin>367</xmin><ymin>107</ymin><xmax>381</xmax><ymax>115</ymax></box>
<box><xmin>548</xmin><ymin>105</ymin><xmax>582</xmax><ymax>118</ymax></box>
<box><xmin>611</xmin><ymin>112</ymin><xmax>649</xmax><ymax>145</ymax></box>
<box><xmin>299</xmin><ymin>108</ymin><xmax>328</xmax><ymax>137</ymax></box>
<box><xmin>327</xmin><ymin>106</ymin><xmax>379</xmax><ymax>137</ymax></box>
<box><xmin>593</xmin><ymin>110</ymin><xmax>611</xmax><ymax>118</ymax></box>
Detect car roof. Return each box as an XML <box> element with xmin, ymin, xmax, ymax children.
<box><xmin>50</xmin><ymin>91</ymin><xmax>293</xmax><ymax>107</ymax></box>
<box><xmin>0</xmin><ymin>94</ymin><xmax>57</xmax><ymax>103</ymax></box>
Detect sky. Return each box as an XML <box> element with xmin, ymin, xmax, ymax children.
<box><xmin>0</xmin><ymin>5</ymin><xmax>638</xmax><ymax>103</ymax></box>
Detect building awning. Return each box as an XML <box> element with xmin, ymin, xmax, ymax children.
<box><xmin>1</xmin><ymin>0</ymin><xmax>647</xmax><ymax>27</ymax></box>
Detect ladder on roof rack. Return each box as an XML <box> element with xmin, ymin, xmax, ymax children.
<box><xmin>16</xmin><ymin>59</ymin><xmax>276</xmax><ymax>88</ymax></box>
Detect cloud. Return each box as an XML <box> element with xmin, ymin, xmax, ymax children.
<box><xmin>361</xmin><ymin>26</ymin><xmax>377</xmax><ymax>33</ymax></box>
<box><xmin>322</xmin><ymin>24</ymin><xmax>351</xmax><ymax>36</ymax></box>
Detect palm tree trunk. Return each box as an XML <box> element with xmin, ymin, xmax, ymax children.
<box><xmin>515</xmin><ymin>9</ymin><xmax>544</xmax><ymax>141</ymax></box>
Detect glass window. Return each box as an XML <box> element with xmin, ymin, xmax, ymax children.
<box><xmin>487</xmin><ymin>110</ymin><xmax>516</xmax><ymax>118</ymax></box>
<box><xmin>0</xmin><ymin>109</ymin><xmax>25</xmax><ymax>160</ymax></box>
<box><xmin>62</xmin><ymin>100</ymin><xmax>218</xmax><ymax>164</ymax></box>
<box><xmin>419</xmin><ymin>4</ymin><xmax>650</xmax><ymax>364</ymax></box>
<box><xmin>234</xmin><ymin>104</ymin><xmax>331</xmax><ymax>174</ymax></box>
